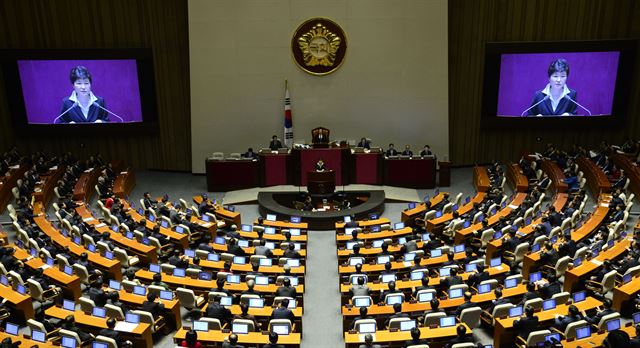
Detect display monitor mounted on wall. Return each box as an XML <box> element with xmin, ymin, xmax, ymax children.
<box><xmin>481</xmin><ymin>40</ymin><xmax>636</xmax><ymax>129</ymax></box>
<box><xmin>0</xmin><ymin>48</ymin><xmax>158</xmax><ymax>135</ymax></box>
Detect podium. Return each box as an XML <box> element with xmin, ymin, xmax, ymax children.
<box><xmin>307</xmin><ymin>171</ymin><xmax>335</xmax><ymax>195</ymax></box>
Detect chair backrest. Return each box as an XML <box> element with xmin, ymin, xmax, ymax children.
<box><xmin>59</xmin><ymin>329</ymin><xmax>82</xmax><ymax>345</ymax></box>
<box><xmin>624</xmin><ymin>265</ymin><xmax>640</xmax><ymax>278</ymax></box>
<box><xmin>161</xmin><ymin>263</ymin><xmax>176</xmax><ymax>274</ymax></box>
<box><xmin>597</xmin><ymin>312</ymin><xmax>620</xmax><ymax>331</ymax></box>
<box><xmin>95</xmin><ymin>335</ymin><xmax>118</xmax><ymax>348</ymax></box>
<box><xmin>147</xmin><ymin>285</ymin><xmax>165</xmax><ymax>296</ymax></box>
<box><xmin>423</xmin><ymin>312</ymin><xmax>446</xmax><ymax>326</ymax></box>
<box><xmin>406</xmin><ymin>345</ymin><xmax>430</xmax><ymax>348</ymax></box>
<box><xmin>121</xmin><ymin>280</ymin><xmax>137</xmax><ymax>292</ymax></box>
<box><xmin>523</xmin><ymin>298</ymin><xmax>543</xmax><ymax>311</ymax></box>
<box><xmin>480</xmin><ymin>229</ymin><xmax>495</xmax><ymax>245</ymax></box>
<box><xmin>551</xmin><ymin>292</ymin><xmax>571</xmax><ymax>305</ymax></box>
<box><xmin>601</xmin><ymin>270</ymin><xmax>618</xmax><ymax>293</ymax></box>
<box><xmin>27</xmin><ymin>319</ymin><xmax>47</xmax><ymax>335</ymax></box>
<box><xmin>132</xmin><ymin>310</ymin><xmax>157</xmax><ymax>332</ymax></box>
<box><xmin>26</xmin><ymin>279</ymin><xmax>45</xmax><ymax>301</ymax></box>
<box><xmin>459</xmin><ymin>306</ymin><xmax>482</xmax><ymax>328</ymax></box>
<box><xmin>388</xmin><ymin>317</ymin><xmax>412</xmax><ymax>330</ymax></box>
<box><xmin>79</xmin><ymin>297</ymin><xmax>95</xmax><ymax>313</ymax></box>
<box><xmin>442</xmin><ymin>203</ymin><xmax>453</xmax><ymax>214</ymax></box>
<box><xmin>564</xmin><ymin>320</ymin><xmax>589</xmax><ymax>339</ymax></box>
<box><xmin>112</xmin><ymin>248</ymin><xmax>131</xmax><ymax>267</ymax></box>
<box><xmin>491</xmin><ymin>303</ymin><xmax>515</xmax><ymax>324</ymax></box>
<box><xmin>240</xmin><ymin>294</ymin><xmax>261</xmax><ymax>305</ymax></box>
<box><xmin>273</xmin><ymin>296</ymin><xmax>294</xmax><ymax>307</ymax></box>
<box><xmin>268</xmin><ymin>319</ymin><xmax>293</xmax><ymax>333</ymax></box>
<box><xmin>449</xmin><ymin>284</ymin><xmax>468</xmax><ymax>293</ymax></box>
<box><xmin>513</xmin><ymin>242</ymin><xmax>530</xmax><ymax>263</ymax></box>
<box><xmin>573</xmin><ymin>247</ymin><xmax>589</xmax><ymax>260</ymax></box>
<box><xmin>525</xmin><ymin>330</ymin><xmax>552</xmax><ymax>346</ymax></box>
<box><xmin>208</xmin><ymin>291</ymin><xmax>228</xmax><ymax>302</ymax></box>
<box><xmin>176</xmin><ymin>287</ymin><xmax>197</xmax><ymax>309</ymax></box>
<box><xmin>555</xmin><ymin>256</ymin><xmax>572</xmax><ymax>277</ymax></box>
<box><xmin>424</xmin><ymin>210</ymin><xmax>437</xmax><ymax>220</ymax></box>
<box><xmin>384</xmin><ymin>292</ymin><xmax>405</xmax><ymax>304</ymax></box>
<box><xmin>105</xmin><ymin>304</ymin><xmax>125</xmax><ymax>320</ymax></box>
<box><xmin>72</xmin><ymin>264</ymin><xmax>90</xmax><ymax>284</ymax></box>
<box><xmin>199</xmin><ymin>317</ymin><xmax>222</xmax><ymax>330</ymax></box>
<box><xmin>8</xmin><ymin>270</ymin><xmax>24</xmax><ymax>285</ymax></box>
<box><xmin>451</xmin><ymin>344</ymin><xmax>476</xmax><ymax>348</ymax></box>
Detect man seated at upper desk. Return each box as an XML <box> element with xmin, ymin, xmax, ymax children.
<box><xmin>420</xmin><ymin>144</ymin><xmax>434</xmax><ymax>157</ymax></box>
<box><xmin>242</xmin><ymin>147</ymin><xmax>258</xmax><ymax>159</ymax></box>
<box><xmin>356</xmin><ymin>137</ymin><xmax>370</xmax><ymax>149</ymax></box>
<box><xmin>269</xmin><ymin>135</ymin><xmax>283</xmax><ymax>150</ymax></box>
<box><xmin>385</xmin><ymin>143</ymin><xmax>398</xmax><ymax>157</ymax></box>
<box><xmin>401</xmin><ymin>145</ymin><xmax>413</xmax><ymax>157</ymax></box>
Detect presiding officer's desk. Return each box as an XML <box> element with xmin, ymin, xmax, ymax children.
<box><xmin>174</xmin><ymin>328</ymin><xmax>301</xmax><ymax>347</ymax></box>
<box><xmin>12</xmin><ymin>245</ymin><xmax>82</xmax><ymax>300</ymax></box>
<box><xmin>383</xmin><ymin>156</ymin><xmax>437</xmax><ymax>188</ymax></box>
<box><xmin>45</xmin><ymin>306</ymin><xmax>153</xmax><ymax>348</ymax></box>
<box><xmin>493</xmin><ymin>296</ymin><xmax>602</xmax><ymax>348</ymax></box>
<box><xmin>344</xmin><ymin>324</ymin><xmax>471</xmax><ymax>348</ymax></box>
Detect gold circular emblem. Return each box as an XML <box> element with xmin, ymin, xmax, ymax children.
<box><xmin>291</xmin><ymin>18</ymin><xmax>347</xmax><ymax>76</ymax></box>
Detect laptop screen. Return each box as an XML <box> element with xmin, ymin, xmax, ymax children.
<box><xmin>576</xmin><ymin>326</ymin><xmax>591</xmax><ymax>339</ymax></box>
<box><xmin>353</xmin><ymin>297</ymin><xmax>371</xmax><ymax>307</ymax></box>
<box><xmin>105</xmin><ymin>251</ymin><xmax>114</xmax><ymax>260</ymax></box>
<box><xmin>359</xmin><ymin>323</ymin><xmax>376</xmax><ymax>333</ymax></box>
<box><xmin>465</xmin><ymin>264</ymin><xmax>477</xmax><ymax>273</ymax></box>
<box><xmin>264</xmin><ymin>227</ymin><xmax>276</xmax><ymax>235</ymax></box>
<box><xmin>214</xmin><ymin>237</ymin><xmax>226</xmax><ymax>244</ymax></box>
<box><xmin>266</xmin><ymin>214</ymin><xmax>277</xmax><ymax>221</ymax></box>
<box><xmin>623</xmin><ymin>273</ymin><xmax>632</xmax><ymax>284</ymax></box>
<box><xmin>453</xmin><ymin>244</ymin><xmax>465</xmax><ymax>253</ymax></box>
<box><xmin>61</xmin><ymin>336</ymin><xmax>77</xmax><ymax>348</ymax></box>
<box><xmin>509</xmin><ymin>306</ymin><xmax>523</xmax><ymax>317</ymax></box>
<box><xmin>478</xmin><ymin>284</ymin><xmax>491</xmax><ymax>294</ymax></box>
<box><xmin>439</xmin><ymin>267</ymin><xmax>451</xmax><ymax>277</ymax></box>
<box><xmin>531</xmin><ymin>243</ymin><xmax>541</xmax><ymax>252</ymax></box>
<box><xmin>372</xmin><ymin>240</ymin><xmax>384</xmax><ymax>248</ymax></box>
<box><xmin>5</xmin><ymin>322</ymin><xmax>18</xmax><ymax>335</ymax></box>
<box><xmin>174</xmin><ymin>225</ymin><xmax>184</xmax><ymax>234</ymax></box>
<box><xmin>385</xmin><ymin>294</ymin><xmax>403</xmax><ymax>305</ymax></box>
<box><xmin>408</xmin><ymin>202</ymin><xmax>416</xmax><ymax>209</ymax></box>
<box><xmin>133</xmin><ymin>285</ymin><xmax>146</xmax><ymax>296</ymax></box>
<box><xmin>184</xmin><ymin>249</ymin><xmax>195</xmax><ymax>258</ymax></box>
<box><xmin>227</xmin><ymin>275</ymin><xmax>241</xmax><ymax>284</ymax></box>
<box><xmin>232</xmin><ymin>323</ymin><xmax>249</xmax><ymax>334</ymax></box>
<box><xmin>220</xmin><ymin>296</ymin><xmax>233</xmax><ymax>306</ymax></box>
<box><xmin>160</xmin><ymin>290</ymin><xmax>174</xmax><ymax>300</ymax></box>
<box><xmin>92</xmin><ymin>307</ymin><xmax>106</xmax><ymax>318</ymax></box>
<box><xmin>544</xmin><ymin>333</ymin><xmax>561</xmax><ymax>343</ymax></box>
<box><xmin>259</xmin><ymin>258</ymin><xmax>273</xmax><ymax>266</ymax></box>
<box><xmin>371</xmin><ymin>226</ymin><xmax>381</xmax><ymax>232</ymax></box>
<box><xmin>529</xmin><ymin>272</ymin><xmax>542</xmax><ymax>282</ymax></box>
<box><xmin>435</xmin><ymin>211</ymin><xmax>443</xmax><ymax>218</ymax></box>
<box><xmin>192</xmin><ymin>320</ymin><xmax>209</xmax><ymax>332</ymax></box>
<box><xmin>394</xmin><ymin>222</ymin><xmax>405</xmax><ymax>230</ymax></box>
<box><xmin>271</xmin><ymin>323</ymin><xmax>290</xmax><ymax>335</ymax></box>
<box><xmin>417</xmin><ymin>291</ymin><xmax>434</xmax><ymax>303</ymax></box>
<box><xmin>63</xmin><ymin>299</ymin><xmax>75</xmax><ymax>311</ymax></box>
<box><xmin>198</xmin><ymin>271</ymin><xmax>212</xmax><ymax>281</ymax></box>
<box><xmin>291</xmin><ymin>216</ymin><xmax>301</xmax><ymax>223</ymax></box>
<box><xmin>289</xmin><ymin>228</ymin><xmax>301</xmax><ymax>236</ymax></box>
<box><xmin>63</xmin><ymin>265</ymin><xmax>73</xmax><ymax>275</ymax></box>
<box><xmin>207</xmin><ymin>253</ymin><xmax>220</xmax><ymax>261</ymax></box>
<box><xmin>381</xmin><ymin>274</ymin><xmax>396</xmax><ymax>283</ymax></box>
<box><xmin>286</xmin><ymin>259</ymin><xmax>300</xmax><ymax>267</ymax></box>
<box><xmin>431</xmin><ymin>249</ymin><xmax>442</xmax><ymax>257</ymax></box>
<box><xmin>248</xmin><ymin>298</ymin><xmax>264</xmax><ymax>308</ymax></box>
<box><xmin>377</xmin><ymin>255</ymin><xmax>391</xmax><ymax>264</ymax></box>
<box><xmin>606</xmin><ymin>319</ymin><xmax>621</xmax><ymax>331</ymax></box>
<box><xmin>148</xmin><ymin>215</ymin><xmax>156</xmax><ymax>223</ymax></box>
<box><xmin>349</xmin><ymin>257</ymin><xmax>364</xmax><ymax>266</ymax></box>
<box><xmin>241</xmin><ymin>224</ymin><xmax>252</xmax><ymax>232</ymax></box>
<box><xmin>410</xmin><ymin>271</ymin><xmax>424</xmax><ymax>281</ymax></box>
<box><xmin>31</xmin><ymin>329</ymin><xmax>46</xmax><ymax>342</ymax></box>
<box><xmin>351</xmin><ymin>275</ymin><xmax>367</xmax><ymax>285</ymax></box>
<box><xmin>255</xmin><ymin>276</ymin><xmax>269</xmax><ymax>285</ymax></box>
<box><xmin>233</xmin><ymin>256</ymin><xmax>246</xmax><ymax>265</ymax></box>
<box><xmin>634</xmin><ymin>311</ymin><xmax>640</xmax><ymax>324</ymax></box>
<box><xmin>490</xmin><ymin>257</ymin><xmax>501</xmax><ymax>267</ymax></box>
<box><xmin>505</xmin><ymin>278</ymin><xmax>518</xmax><ymax>289</ymax></box>
<box><xmin>16</xmin><ymin>284</ymin><xmax>26</xmax><ymax>295</ymax></box>
<box><xmin>125</xmin><ymin>313</ymin><xmax>140</xmax><ymax>324</ymax></box>
<box><xmin>173</xmin><ymin>268</ymin><xmax>186</xmax><ymax>277</ymax></box>
<box><xmin>542</xmin><ymin>299</ymin><xmax>556</xmax><ymax>310</ymax></box>
<box><xmin>440</xmin><ymin>316</ymin><xmax>456</xmax><ymax>327</ymax></box>
<box><xmin>343</xmin><ymin>216</ymin><xmax>352</xmax><ymax>223</ymax></box>
<box><xmin>160</xmin><ymin>220</ymin><xmax>169</xmax><ymax>228</ymax></box>
<box><xmin>149</xmin><ymin>264</ymin><xmax>160</xmax><ymax>273</ymax></box>
<box><xmin>400</xmin><ymin>320</ymin><xmax>417</xmax><ymax>331</ymax></box>
<box><xmin>573</xmin><ymin>291</ymin><xmax>586</xmax><ymax>303</ymax></box>
<box><xmin>449</xmin><ymin>288</ymin><xmax>463</xmax><ymax>299</ymax></box>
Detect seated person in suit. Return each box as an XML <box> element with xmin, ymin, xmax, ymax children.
<box><xmin>454</xmin><ymin>292</ymin><xmax>476</xmax><ymax>317</ymax></box>
<box><xmin>61</xmin><ymin>314</ymin><xmax>94</xmax><ymax>343</ymax></box>
<box><xmin>271</xmin><ymin>298</ymin><xmax>295</xmax><ymax>322</ymax></box>
<box><xmin>315</xmin><ymin>158</ymin><xmax>327</xmax><ymax>172</ymax></box>
<box><xmin>275</xmin><ymin>278</ymin><xmax>297</xmax><ymax>298</ymax></box>
<box><xmin>441</xmin><ymin>268</ymin><xmax>463</xmax><ymax>290</ymax></box>
<box><xmin>539</xmin><ymin>273</ymin><xmax>563</xmax><ymax>299</ymax></box>
<box><xmin>88</xmin><ymin>280</ymin><xmax>108</xmax><ymax>307</ymax></box>
<box><xmin>206</xmin><ymin>295</ymin><xmax>232</xmax><ymax>325</ymax></box>
<box><xmin>99</xmin><ymin>318</ymin><xmax>126</xmax><ymax>348</ymax></box>
<box><xmin>385</xmin><ymin>143</ymin><xmax>398</xmax><ymax>157</ymax></box>
<box><xmin>358</xmin><ymin>334</ymin><xmax>381</xmax><ymax>348</ymax></box>
<box><xmin>488</xmin><ymin>288</ymin><xmax>510</xmax><ymax>314</ymax></box>
<box><xmin>586</xmin><ymin>298</ymin><xmax>616</xmax><ymax>325</ymax></box>
<box><xmin>401</xmin><ymin>145</ymin><xmax>413</xmax><ymax>157</ymax></box>
<box><xmin>269</xmin><ymin>135</ymin><xmax>282</xmax><ymax>150</ymax></box>
<box><xmin>263</xmin><ymin>332</ymin><xmax>286</xmax><ymax>348</ymax></box>
<box><xmin>234</xmin><ymin>303</ymin><xmax>260</xmax><ymax>331</ymax></box>
<box><xmin>513</xmin><ymin>305</ymin><xmax>539</xmax><ymax>341</ymax></box>
<box><xmin>141</xmin><ymin>293</ymin><xmax>165</xmax><ymax>320</ymax></box>
<box><xmin>445</xmin><ymin>325</ymin><xmax>474</xmax><ymax>347</ymax></box>
<box><xmin>424</xmin><ymin>298</ymin><xmax>445</xmax><ymax>315</ymax></box>
<box><xmin>350</xmin><ymin>306</ymin><xmax>373</xmax><ymax>330</ymax></box>
<box><xmin>349</xmin><ymin>276</ymin><xmax>370</xmax><ymax>298</ymax></box>
<box><xmin>419</xmin><ymin>144</ymin><xmax>433</xmax><ymax>157</ymax></box>
<box><xmin>222</xmin><ymin>334</ymin><xmax>245</xmax><ymax>348</ymax></box>
<box><xmin>242</xmin><ymin>148</ymin><xmax>258</xmax><ymax>159</ymax></box>
<box><xmin>302</xmin><ymin>195</ymin><xmax>314</xmax><ymax>211</ymax></box>
<box><xmin>356</xmin><ymin>137</ymin><xmax>370</xmax><ymax>149</ymax></box>
<box><xmin>107</xmin><ymin>291</ymin><xmax>130</xmax><ymax>315</ymax></box>
<box><xmin>404</xmin><ymin>327</ymin><xmax>427</xmax><ymax>347</ymax></box>
<box><xmin>554</xmin><ymin>305</ymin><xmax>584</xmax><ymax>332</ymax></box>
<box><xmin>384</xmin><ymin>303</ymin><xmax>409</xmax><ymax>328</ymax></box>
<box><xmin>519</xmin><ymin>282</ymin><xmax>541</xmax><ymax>305</ymax></box>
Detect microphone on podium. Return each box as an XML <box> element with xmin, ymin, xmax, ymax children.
<box><xmin>53</xmin><ymin>102</ymin><xmax>78</xmax><ymax>123</ymax></box>
<box><xmin>93</xmin><ymin>103</ymin><xmax>125</xmax><ymax>123</ymax></box>
<box><xmin>520</xmin><ymin>95</ymin><xmax>550</xmax><ymax>116</ymax></box>
<box><xmin>564</xmin><ymin>95</ymin><xmax>592</xmax><ymax>116</ymax></box>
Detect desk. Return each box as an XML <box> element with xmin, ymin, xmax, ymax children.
<box><xmin>494</xmin><ymin>296</ymin><xmax>602</xmax><ymax>348</ymax></box>
<box><xmin>173</xmin><ymin>328</ymin><xmax>301</xmax><ymax>346</ymax></box>
<box><xmin>215</xmin><ymin>208</ymin><xmax>241</xmax><ymax>227</ymax></box>
<box><xmin>0</xmin><ymin>283</ymin><xmax>34</xmax><ymax>322</ymax></box>
<box><xmin>34</xmin><ymin>216</ymin><xmax>122</xmax><ymax>280</ymax></box>
<box><xmin>425</xmin><ymin>192</ymin><xmax>486</xmax><ymax>232</ymax></box>
<box><xmin>73</xmin><ymin>168</ymin><xmax>101</xmax><ymax>201</ymax></box>
<box><xmin>113</xmin><ymin>169</ymin><xmax>136</xmax><ymax>198</ymax></box>
<box><xmin>45</xmin><ymin>306</ymin><xmax>153</xmax><ymax>348</ymax></box>
<box><xmin>259</xmin><ymin>153</ymin><xmax>291</xmax><ymax>186</ymax></box>
<box><xmin>32</xmin><ymin>166</ymin><xmax>65</xmax><ymax>207</ymax></box>
<box><xmin>560</xmin><ymin>324</ymin><xmax>636</xmax><ymax>348</ymax></box>
<box><xmin>507</xmin><ymin>163</ymin><xmax>529</xmax><ymax>192</ymax></box>
<box><xmin>344</xmin><ymin>324</ymin><xmax>470</xmax><ymax>348</ymax></box>
<box><xmin>563</xmin><ymin>238</ymin><xmax>631</xmax><ymax>292</ymax></box>
<box><xmin>336</xmin><ymin>227</ymin><xmax>412</xmax><ymax>244</ymax></box>
<box><xmin>307</xmin><ymin>170</ymin><xmax>335</xmax><ymax>194</ymax></box>
<box><xmin>117</xmin><ymin>290</ymin><xmax>182</xmax><ymax>328</ymax></box>
<box><xmin>336</xmin><ymin>218</ymin><xmax>391</xmax><ymax>231</ymax></box>
<box><xmin>0</xmin><ymin>165</ymin><xmax>27</xmax><ymax>213</ymax></box>
<box><xmin>474</xmin><ymin>166</ymin><xmax>490</xmax><ymax>192</ymax></box>
<box><xmin>125</xmin><ymin>202</ymin><xmax>190</xmax><ymax>248</ymax></box>
<box><xmin>611</xmin><ymin>152</ymin><xmax>640</xmax><ymax>198</ymax></box>
<box><xmin>205</xmin><ymin>159</ymin><xmax>259</xmax><ymax>192</ymax></box>
<box><xmin>255</xmin><ymin>219</ymin><xmax>308</xmax><ymax>230</ymax></box>
<box><xmin>0</xmin><ymin>332</ymin><xmax>57</xmax><ymax>347</ymax></box>
<box><xmin>541</xmin><ymin>159</ymin><xmax>568</xmax><ymax>193</ymax></box>
<box><xmin>384</xmin><ymin>157</ymin><xmax>436</xmax><ymax>188</ymax></box>
<box><xmin>577</xmin><ymin>156</ymin><xmax>611</xmax><ymax>196</ymax></box>
<box><xmin>400</xmin><ymin>192</ymin><xmax>447</xmax><ymax>225</ymax></box>
<box><xmin>613</xmin><ymin>275</ymin><xmax>640</xmax><ymax>314</ymax></box>
<box><xmin>351</xmin><ymin>152</ymin><xmax>383</xmax><ymax>184</ymax></box>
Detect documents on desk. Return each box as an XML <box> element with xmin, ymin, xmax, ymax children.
<box><xmin>115</xmin><ymin>321</ymin><xmax>138</xmax><ymax>332</ymax></box>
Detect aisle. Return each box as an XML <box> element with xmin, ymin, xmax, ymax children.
<box><xmin>301</xmin><ymin>230</ymin><xmax>344</xmax><ymax>348</ymax></box>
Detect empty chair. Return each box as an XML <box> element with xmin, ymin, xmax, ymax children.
<box><xmin>59</xmin><ymin>329</ymin><xmax>89</xmax><ymax>347</ymax></box>
<box><xmin>388</xmin><ymin>317</ymin><xmax>413</xmax><ymax>330</ymax></box>
<box><xmin>442</xmin><ymin>203</ymin><xmax>454</xmax><ymax>214</ymax></box>
<box><xmin>523</xmin><ymin>298</ymin><xmax>543</xmax><ymax>311</ymax></box>
<box><xmin>133</xmin><ymin>309</ymin><xmax>166</xmax><ymax>333</ymax></box>
<box><xmin>562</xmin><ymin>320</ymin><xmax>589</xmax><ymax>340</ymax></box>
<box><xmin>240</xmin><ymin>294</ymin><xmax>261</xmax><ymax>306</ymax></box>
<box><xmin>8</xmin><ymin>271</ymin><xmax>24</xmax><ymax>286</ymax></box>
<box><xmin>268</xmin><ymin>319</ymin><xmax>293</xmax><ymax>333</ymax></box>
<box><xmin>79</xmin><ymin>297</ymin><xmax>95</xmax><ymax>313</ymax></box>
<box><xmin>543</xmin><ymin>256</ymin><xmax>571</xmax><ymax>278</ymax></box>
<box><xmin>95</xmin><ymin>335</ymin><xmax>118</xmax><ymax>348</ymax></box>
<box><xmin>551</xmin><ymin>292</ymin><xmax>571</xmax><ymax>305</ymax></box>
<box><xmin>423</xmin><ymin>312</ymin><xmax>446</xmax><ymax>326</ymax></box>
<box><xmin>585</xmin><ymin>270</ymin><xmax>617</xmax><ymax>297</ymax></box>
<box><xmin>27</xmin><ymin>279</ymin><xmax>58</xmax><ymax>303</ymax></box>
<box><xmin>459</xmin><ymin>306</ymin><xmax>482</xmax><ymax>329</ymax></box>
<box><xmin>105</xmin><ymin>304</ymin><xmax>125</xmax><ymax>320</ymax></box>
<box><xmin>517</xmin><ymin>330</ymin><xmax>552</xmax><ymax>348</ymax></box>
<box><xmin>478</xmin><ymin>279</ymin><xmax>499</xmax><ymax>291</ymax></box>
<box><xmin>489</xmin><ymin>303</ymin><xmax>514</xmax><ymax>325</ymax></box>
<box><xmin>72</xmin><ymin>264</ymin><xmax>95</xmax><ymax>285</ymax></box>
<box><xmin>27</xmin><ymin>319</ymin><xmax>59</xmax><ymax>341</ymax></box>
<box><xmin>121</xmin><ymin>280</ymin><xmax>137</xmax><ymax>292</ymax></box>
<box><xmin>232</xmin><ymin>318</ymin><xmax>256</xmax><ymax>332</ymax></box>
<box><xmin>199</xmin><ymin>317</ymin><xmax>222</xmax><ymax>330</ymax></box>
<box><xmin>176</xmin><ymin>287</ymin><xmax>205</xmax><ymax>321</ymax></box>
<box><xmin>504</xmin><ymin>242</ymin><xmax>529</xmax><ymax>265</ymax></box>
<box><xmin>113</xmin><ymin>248</ymin><xmax>139</xmax><ymax>267</ymax></box>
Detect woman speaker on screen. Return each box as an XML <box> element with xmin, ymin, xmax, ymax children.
<box><xmin>56</xmin><ymin>66</ymin><xmax>110</xmax><ymax>124</ymax></box>
<box><xmin>524</xmin><ymin>59</ymin><xmax>580</xmax><ymax>117</ymax></box>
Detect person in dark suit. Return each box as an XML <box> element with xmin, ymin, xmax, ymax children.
<box><xmin>539</xmin><ymin>273</ymin><xmax>563</xmax><ymax>299</ymax></box>
<box><xmin>356</xmin><ymin>138</ymin><xmax>370</xmax><ymax>149</ymax></box>
<box><xmin>424</xmin><ymin>298</ymin><xmax>445</xmax><ymax>315</ymax></box>
<box><xmin>419</xmin><ymin>145</ymin><xmax>433</xmax><ymax>157</ymax></box>
<box><xmin>554</xmin><ymin>305</ymin><xmax>584</xmax><ymax>332</ymax></box>
<box><xmin>358</xmin><ymin>334</ymin><xmax>381</xmax><ymax>348</ymax></box>
<box><xmin>205</xmin><ymin>295</ymin><xmax>232</xmax><ymax>325</ymax></box>
<box><xmin>99</xmin><ymin>318</ymin><xmax>125</xmax><ymax>347</ymax></box>
<box><xmin>271</xmin><ymin>299</ymin><xmax>295</xmax><ymax>322</ymax></box>
<box><xmin>221</xmin><ymin>334</ymin><xmax>245</xmax><ymax>348</ymax></box>
<box><xmin>513</xmin><ymin>306</ymin><xmax>539</xmax><ymax>341</ymax></box>
<box><xmin>445</xmin><ymin>325</ymin><xmax>474</xmax><ymax>347</ymax></box>
<box><xmin>242</xmin><ymin>148</ymin><xmax>258</xmax><ymax>159</ymax></box>
<box><xmin>263</xmin><ymin>332</ymin><xmax>286</xmax><ymax>348</ymax></box>
<box><xmin>468</xmin><ymin>264</ymin><xmax>490</xmax><ymax>287</ymax></box>
<box><xmin>350</xmin><ymin>306</ymin><xmax>373</xmax><ymax>330</ymax></box>
<box><xmin>526</xmin><ymin>59</ymin><xmax>579</xmax><ymax>117</ymax></box>
<box><xmin>488</xmin><ymin>288</ymin><xmax>510</xmax><ymax>314</ymax></box>
<box><xmin>57</xmin><ymin>66</ymin><xmax>109</xmax><ymax>124</ymax></box>
<box><xmin>141</xmin><ymin>293</ymin><xmax>165</xmax><ymax>320</ymax></box>
<box><xmin>586</xmin><ymin>298</ymin><xmax>616</xmax><ymax>325</ymax></box>
<box><xmin>540</xmin><ymin>242</ymin><xmax>559</xmax><ymax>268</ymax></box>
<box><xmin>314</xmin><ymin>159</ymin><xmax>327</xmax><ymax>172</ymax></box>
<box><xmin>275</xmin><ymin>278</ymin><xmax>297</xmax><ymax>298</ymax></box>
<box><xmin>226</xmin><ymin>238</ymin><xmax>247</xmax><ymax>257</ymax></box>
<box><xmin>401</xmin><ymin>145</ymin><xmax>413</xmax><ymax>157</ymax></box>
<box><xmin>88</xmin><ymin>280</ymin><xmax>109</xmax><ymax>307</ymax></box>
<box><xmin>385</xmin><ymin>143</ymin><xmax>398</xmax><ymax>157</ymax></box>
<box><xmin>519</xmin><ymin>282</ymin><xmax>540</xmax><ymax>305</ymax></box>
<box><xmin>269</xmin><ymin>135</ymin><xmax>282</xmax><ymax>150</ymax></box>
<box><xmin>384</xmin><ymin>303</ymin><xmax>409</xmax><ymax>328</ymax></box>
<box><xmin>234</xmin><ymin>303</ymin><xmax>260</xmax><ymax>331</ymax></box>
<box><xmin>403</xmin><ymin>327</ymin><xmax>427</xmax><ymax>347</ymax></box>
<box><xmin>454</xmin><ymin>292</ymin><xmax>476</xmax><ymax>317</ymax></box>
<box><xmin>441</xmin><ymin>268</ymin><xmax>463</xmax><ymax>291</ymax></box>
<box><xmin>61</xmin><ymin>314</ymin><xmax>94</xmax><ymax>342</ymax></box>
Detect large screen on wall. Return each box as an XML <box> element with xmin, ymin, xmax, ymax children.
<box><xmin>481</xmin><ymin>40</ymin><xmax>636</xmax><ymax>128</ymax></box>
<box><xmin>0</xmin><ymin>49</ymin><xmax>158</xmax><ymax>134</ymax></box>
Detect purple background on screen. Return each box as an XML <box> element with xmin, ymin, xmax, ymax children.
<box><xmin>497</xmin><ymin>51</ymin><xmax>619</xmax><ymax>117</ymax></box>
<box><xmin>17</xmin><ymin>59</ymin><xmax>143</xmax><ymax>123</ymax></box>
